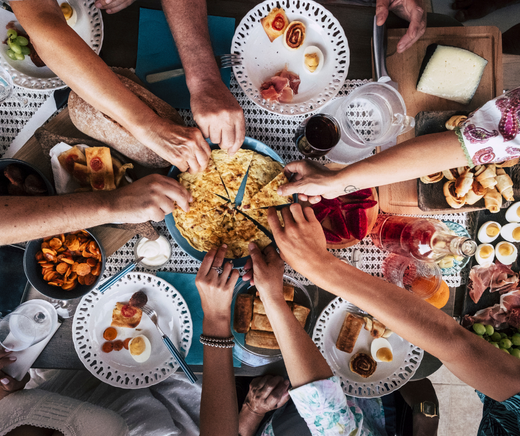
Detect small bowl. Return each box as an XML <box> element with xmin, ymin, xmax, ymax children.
<box><xmin>23</xmin><ymin>229</ymin><xmax>106</xmax><ymax>300</ymax></box>
<box><xmin>134</xmin><ymin>235</ymin><xmax>172</xmax><ymax>271</ymax></box>
<box><xmin>0</xmin><ymin>158</ymin><xmax>55</xmax><ymax>196</ymax></box>
<box><xmin>230</xmin><ymin>275</ymin><xmax>315</xmax><ymax>367</ymax></box>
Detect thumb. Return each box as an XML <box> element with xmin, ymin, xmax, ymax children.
<box><xmin>375</xmin><ymin>0</ymin><xmax>390</xmax><ymax>25</ymax></box>
<box><xmin>248</xmin><ymin>242</ymin><xmax>266</xmax><ymax>267</ymax></box>
<box><xmin>277</xmin><ymin>180</ymin><xmax>301</xmax><ymax>196</ymax></box>
<box><xmin>263</xmin><ymin>245</ymin><xmax>280</xmax><ymax>263</ymax></box>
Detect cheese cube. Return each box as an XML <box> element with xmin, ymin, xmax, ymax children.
<box><xmin>416</xmin><ymin>44</ymin><xmax>488</xmax><ymax>105</ymax></box>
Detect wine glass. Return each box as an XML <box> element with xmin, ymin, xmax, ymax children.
<box><xmin>0</xmin><ymin>65</ymin><xmax>28</xmax><ymax>107</ymax></box>
<box><xmin>0</xmin><ymin>301</ymin><xmax>56</xmax><ymax>351</ymax></box>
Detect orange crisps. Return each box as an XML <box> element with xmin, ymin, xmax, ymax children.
<box><xmin>35</xmin><ymin>230</ymin><xmax>102</xmax><ymax>290</ymax></box>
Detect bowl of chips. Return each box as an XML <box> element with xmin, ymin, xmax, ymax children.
<box><xmin>23</xmin><ymin>229</ymin><xmax>106</xmax><ymax>300</ymax></box>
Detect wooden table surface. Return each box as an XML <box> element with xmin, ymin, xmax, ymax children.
<box><xmin>22</xmin><ymin>0</ymin><xmax>471</xmax><ymax>379</ymax></box>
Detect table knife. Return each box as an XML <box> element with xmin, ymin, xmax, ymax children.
<box><xmin>6</xmin><ymin>88</ymin><xmax>71</xmax><ymax>158</ymax></box>
<box><xmin>146</xmin><ymin>55</ymin><xmax>223</xmax><ymax>84</ymax></box>
<box><xmin>373</xmin><ymin>17</ymin><xmax>398</xmax><ymax>91</ymax></box>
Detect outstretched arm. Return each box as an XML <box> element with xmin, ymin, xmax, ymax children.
<box><xmin>0</xmin><ymin>174</ymin><xmax>191</xmax><ymax>245</ymax></box>
<box><xmin>196</xmin><ymin>245</ymin><xmax>240</xmax><ymax>436</ymax></box>
<box><xmin>269</xmin><ymin>204</ymin><xmax>520</xmax><ymax>403</ymax></box>
<box><xmin>161</xmin><ymin>0</ymin><xmax>245</xmax><ymax>154</ymax></box>
<box><xmin>279</xmin><ymin>131</ymin><xmax>467</xmax><ymax>202</ymax></box>
<box><xmin>11</xmin><ymin>0</ymin><xmax>210</xmax><ymax>172</ymax></box>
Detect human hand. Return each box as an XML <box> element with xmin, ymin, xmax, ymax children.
<box><xmin>190</xmin><ymin>80</ymin><xmax>245</xmax><ymax>155</ymax></box>
<box><xmin>376</xmin><ymin>0</ymin><xmax>427</xmax><ymax>53</ymax></box>
<box><xmin>243</xmin><ymin>375</ymin><xmax>290</xmax><ymax>416</ymax></box>
<box><xmin>242</xmin><ymin>244</ymin><xmax>284</xmax><ymax>305</ymax></box>
<box><xmin>277</xmin><ymin>160</ymin><xmax>343</xmax><ymax>204</ymax></box>
<box><xmin>268</xmin><ymin>205</ymin><xmax>330</xmax><ymax>275</ymax></box>
<box><xmin>143</xmin><ymin>118</ymin><xmax>211</xmax><ymax>174</ymax></box>
<box><xmin>0</xmin><ymin>347</ymin><xmax>30</xmax><ymax>402</ymax></box>
<box><xmin>196</xmin><ymin>245</ymin><xmax>240</xmax><ymax>324</ymax></box>
<box><xmin>95</xmin><ymin>0</ymin><xmax>136</xmax><ymax>14</ymax></box>
<box><xmin>112</xmin><ymin>174</ymin><xmax>192</xmax><ymax>223</ymax></box>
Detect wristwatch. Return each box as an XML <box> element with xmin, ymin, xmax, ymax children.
<box><xmin>412</xmin><ymin>401</ymin><xmax>439</xmax><ymax>418</ymax></box>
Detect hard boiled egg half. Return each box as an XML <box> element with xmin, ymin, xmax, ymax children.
<box><xmin>370</xmin><ymin>338</ymin><xmax>393</xmax><ymax>363</ymax></box>
<box><xmin>478</xmin><ymin>221</ymin><xmax>501</xmax><ymax>243</ymax></box>
<box><xmin>475</xmin><ymin>244</ymin><xmax>495</xmax><ymax>266</ymax></box>
<box><xmin>495</xmin><ymin>241</ymin><xmax>518</xmax><ymax>266</ymax></box>
<box><xmin>501</xmin><ymin>223</ymin><xmax>520</xmax><ymax>243</ymax></box>
<box><xmin>303</xmin><ymin>46</ymin><xmax>324</xmax><ymax>74</ymax></box>
<box><xmin>505</xmin><ymin>202</ymin><xmax>520</xmax><ymax>223</ymax></box>
<box><xmin>129</xmin><ymin>335</ymin><xmax>152</xmax><ymax>363</ymax></box>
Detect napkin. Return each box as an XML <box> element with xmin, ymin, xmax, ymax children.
<box><xmin>3</xmin><ymin>319</ymin><xmax>62</xmax><ymax>381</ymax></box>
<box><xmin>156</xmin><ymin>272</ymin><xmax>241</xmax><ymax>368</ymax></box>
<box><xmin>136</xmin><ymin>9</ymin><xmax>235</xmax><ymax>109</ymax></box>
<box><xmin>49</xmin><ymin>142</ymin><xmax>89</xmax><ymax>194</ymax></box>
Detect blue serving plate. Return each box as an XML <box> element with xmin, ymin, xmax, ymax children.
<box><xmin>165</xmin><ymin>137</ymin><xmax>294</xmax><ymax>267</ymax></box>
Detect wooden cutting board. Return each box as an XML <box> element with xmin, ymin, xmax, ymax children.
<box><xmin>377</xmin><ymin>26</ymin><xmax>503</xmax><ymax>214</ymax></box>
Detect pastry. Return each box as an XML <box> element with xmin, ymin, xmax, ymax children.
<box><xmin>370</xmin><ymin>320</ymin><xmax>386</xmax><ymax>339</ymax></box>
<box><xmin>465</xmin><ymin>181</ymin><xmax>486</xmax><ymax>205</ymax></box>
<box><xmin>442</xmin><ymin>168</ymin><xmax>459</xmax><ymax>181</ymax></box>
<box><xmin>233</xmin><ymin>294</ymin><xmax>254</xmax><ymax>333</ymax></box>
<box><xmin>420</xmin><ymin>172</ymin><xmax>443</xmax><ymax>184</ymax></box>
<box><xmin>111</xmin><ymin>302</ymin><xmax>142</xmax><ymax>328</ymax></box>
<box><xmin>85</xmin><ymin>147</ymin><xmax>116</xmax><ymax>191</ymax></box>
<box><xmin>283</xmin><ymin>21</ymin><xmax>306</xmax><ymax>50</ymax></box>
<box><xmin>250</xmin><ymin>313</ymin><xmax>273</xmax><ymax>332</ymax></box>
<box><xmin>349</xmin><ymin>352</ymin><xmax>377</xmax><ymax>378</ymax></box>
<box><xmin>292</xmin><ymin>303</ymin><xmax>310</xmax><ymax>328</ymax></box>
<box><xmin>496</xmin><ymin>168</ymin><xmax>514</xmax><ymax>202</ymax></box>
<box><xmin>475</xmin><ymin>165</ymin><xmax>498</xmax><ymax>189</ymax></box>
<box><xmin>443</xmin><ymin>181</ymin><xmax>465</xmax><ymax>208</ymax></box>
<box><xmin>484</xmin><ymin>187</ymin><xmax>502</xmax><ymax>213</ymax></box>
<box><xmin>445</xmin><ymin>115</ymin><xmax>468</xmax><ymax>130</ymax></box>
<box><xmin>260</xmin><ymin>7</ymin><xmax>289</xmax><ymax>42</ymax></box>
<box><xmin>455</xmin><ymin>169</ymin><xmax>474</xmax><ymax>198</ymax></box>
<box><xmin>335</xmin><ymin>312</ymin><xmax>364</xmax><ymax>354</ymax></box>
<box><xmin>58</xmin><ymin>146</ymin><xmax>86</xmax><ymax>174</ymax></box>
<box><xmin>245</xmin><ymin>330</ymin><xmax>279</xmax><ymax>349</ymax></box>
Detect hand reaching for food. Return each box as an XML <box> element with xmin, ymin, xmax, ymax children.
<box><xmin>190</xmin><ymin>80</ymin><xmax>246</xmax><ymax>156</ymax></box>
<box><xmin>267</xmin><ymin>205</ymin><xmax>330</xmax><ymax>275</ymax></box>
<box><xmin>243</xmin><ymin>244</ymin><xmax>285</xmax><ymax>305</ymax></box>
<box><xmin>95</xmin><ymin>0</ymin><xmax>136</xmax><ymax>14</ymax></box>
<box><xmin>243</xmin><ymin>375</ymin><xmax>290</xmax><ymax>415</ymax></box>
<box><xmin>0</xmin><ymin>346</ymin><xmax>30</xmax><ymax>402</ymax></box>
<box><xmin>143</xmin><ymin>119</ymin><xmax>211</xmax><ymax>173</ymax></box>
<box><xmin>111</xmin><ymin>174</ymin><xmax>192</xmax><ymax>223</ymax></box>
<box><xmin>196</xmin><ymin>245</ymin><xmax>240</xmax><ymax>324</ymax></box>
<box><xmin>278</xmin><ymin>160</ymin><xmax>343</xmax><ymax>203</ymax></box>
<box><xmin>376</xmin><ymin>0</ymin><xmax>427</xmax><ymax>53</ymax></box>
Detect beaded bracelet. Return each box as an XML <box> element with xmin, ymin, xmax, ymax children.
<box><xmin>199</xmin><ymin>334</ymin><xmax>235</xmax><ymax>348</ymax></box>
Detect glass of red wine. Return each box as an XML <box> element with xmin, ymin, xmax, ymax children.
<box><xmin>295</xmin><ymin>114</ymin><xmax>341</xmax><ymax>158</ymax></box>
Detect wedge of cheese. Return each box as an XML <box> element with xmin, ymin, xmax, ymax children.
<box><xmin>416</xmin><ymin>44</ymin><xmax>488</xmax><ymax>105</ymax></box>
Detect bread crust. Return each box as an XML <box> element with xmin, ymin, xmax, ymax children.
<box><xmin>336</xmin><ymin>313</ymin><xmax>364</xmax><ymax>353</ymax></box>
<box><xmin>233</xmin><ymin>294</ymin><xmax>253</xmax><ymax>333</ymax></box>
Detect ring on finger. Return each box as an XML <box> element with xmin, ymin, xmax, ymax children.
<box><xmin>212</xmin><ymin>266</ymin><xmax>223</xmax><ymax>275</ymax></box>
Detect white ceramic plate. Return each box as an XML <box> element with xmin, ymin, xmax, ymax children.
<box><xmin>0</xmin><ymin>0</ymin><xmax>103</xmax><ymax>90</ymax></box>
<box><xmin>232</xmin><ymin>0</ymin><xmax>349</xmax><ymax>116</ymax></box>
<box><xmin>312</xmin><ymin>297</ymin><xmax>423</xmax><ymax>398</ymax></box>
<box><xmin>73</xmin><ymin>272</ymin><xmax>193</xmax><ymax>389</ymax></box>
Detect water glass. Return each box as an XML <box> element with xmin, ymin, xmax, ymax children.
<box><xmin>0</xmin><ymin>65</ymin><xmax>28</xmax><ymax>106</ymax></box>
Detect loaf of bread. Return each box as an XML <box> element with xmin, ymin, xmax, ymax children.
<box><xmin>233</xmin><ymin>294</ymin><xmax>254</xmax><ymax>333</ymax></box>
<box><xmin>68</xmin><ymin>74</ymin><xmax>185</xmax><ymax>168</ymax></box>
<box><xmin>245</xmin><ymin>330</ymin><xmax>279</xmax><ymax>349</ymax></box>
<box><xmin>250</xmin><ymin>313</ymin><xmax>273</xmax><ymax>332</ymax></box>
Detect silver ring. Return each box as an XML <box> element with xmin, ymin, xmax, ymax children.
<box><xmin>212</xmin><ymin>266</ymin><xmax>223</xmax><ymax>274</ymax></box>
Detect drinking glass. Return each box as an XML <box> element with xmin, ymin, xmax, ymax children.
<box><xmin>0</xmin><ymin>65</ymin><xmax>28</xmax><ymax>107</ymax></box>
<box><xmin>294</xmin><ymin>114</ymin><xmax>341</xmax><ymax>158</ymax></box>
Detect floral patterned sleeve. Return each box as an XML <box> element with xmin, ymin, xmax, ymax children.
<box><xmin>456</xmin><ymin>87</ymin><xmax>520</xmax><ymax>168</ymax></box>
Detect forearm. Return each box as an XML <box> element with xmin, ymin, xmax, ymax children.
<box><xmin>0</xmin><ymin>193</ymin><xmax>120</xmax><ymax>244</ymax></box>
<box><xmin>263</xmin><ymin>298</ymin><xmax>332</xmax><ymax>388</ymax></box>
<box><xmin>302</xmin><ymin>254</ymin><xmax>520</xmax><ymax>401</ymax></box>
<box><xmin>12</xmin><ymin>0</ymin><xmax>158</xmax><ymax>140</ymax></box>
<box><xmin>335</xmin><ymin>131</ymin><xmax>467</xmax><ymax>192</ymax></box>
<box><xmin>162</xmin><ymin>0</ymin><xmax>221</xmax><ymax>92</ymax></box>
<box><xmin>200</xmin><ymin>317</ymin><xmax>238</xmax><ymax>436</ymax></box>
<box><xmin>238</xmin><ymin>407</ymin><xmax>264</xmax><ymax>436</ymax></box>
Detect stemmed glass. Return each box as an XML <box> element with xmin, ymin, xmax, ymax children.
<box><xmin>0</xmin><ymin>64</ymin><xmax>28</xmax><ymax>107</ymax></box>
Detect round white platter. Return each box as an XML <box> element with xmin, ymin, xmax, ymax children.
<box><xmin>73</xmin><ymin>272</ymin><xmax>193</xmax><ymax>389</ymax></box>
<box><xmin>0</xmin><ymin>0</ymin><xmax>104</xmax><ymax>90</ymax></box>
<box><xmin>232</xmin><ymin>0</ymin><xmax>349</xmax><ymax>116</ymax></box>
<box><xmin>312</xmin><ymin>297</ymin><xmax>423</xmax><ymax>398</ymax></box>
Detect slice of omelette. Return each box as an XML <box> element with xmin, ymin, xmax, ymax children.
<box><xmin>178</xmin><ymin>178</ymin><xmax>228</xmax><ymax>214</ymax></box>
<box><xmin>245</xmin><ymin>172</ymin><xmax>293</xmax><ymax>210</ymax></box>
<box><xmin>178</xmin><ymin>157</ymin><xmax>228</xmax><ymax>200</ymax></box>
<box><xmin>212</xmin><ymin>149</ymin><xmax>254</xmax><ymax>201</ymax></box>
<box><xmin>241</xmin><ymin>155</ymin><xmax>283</xmax><ymax>209</ymax></box>
<box><xmin>219</xmin><ymin>212</ymin><xmax>272</xmax><ymax>258</ymax></box>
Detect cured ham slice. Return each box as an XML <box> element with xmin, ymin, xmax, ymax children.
<box><xmin>260</xmin><ymin>66</ymin><xmax>300</xmax><ymax>103</ymax></box>
<box><xmin>500</xmin><ymin>290</ymin><xmax>520</xmax><ymax>312</ymax></box>
<box><xmin>467</xmin><ymin>263</ymin><xmax>519</xmax><ymax>304</ymax></box>
<box><xmin>462</xmin><ymin>304</ymin><xmax>509</xmax><ymax>330</ymax></box>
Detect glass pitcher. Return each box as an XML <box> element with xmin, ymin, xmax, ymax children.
<box><xmin>336</xmin><ymin>82</ymin><xmax>414</xmax><ymax>149</ymax></box>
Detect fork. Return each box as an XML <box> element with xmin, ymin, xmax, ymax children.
<box><xmin>145</xmin><ymin>54</ymin><xmax>243</xmax><ymax>84</ymax></box>
<box><xmin>141</xmin><ymin>304</ymin><xmax>198</xmax><ymax>384</ymax></box>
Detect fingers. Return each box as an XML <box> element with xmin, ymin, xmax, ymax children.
<box><xmin>375</xmin><ymin>0</ymin><xmax>390</xmax><ymax>25</ymax></box>
<box><xmin>199</xmin><ymin>247</ymin><xmax>218</xmax><ymax>277</ymax></box>
<box><xmin>289</xmin><ymin>203</ymin><xmax>305</xmax><ymax>223</ymax></box>
<box><xmin>281</xmin><ymin>206</ymin><xmax>296</xmax><ymax>227</ymax></box>
<box><xmin>212</xmin><ymin>244</ymin><xmax>228</xmax><ymax>269</ymax></box>
<box><xmin>0</xmin><ymin>369</ymin><xmax>28</xmax><ymax>393</ymax></box>
<box><xmin>308</xmin><ymin>195</ymin><xmax>322</xmax><ymax>204</ymax></box>
<box><xmin>277</xmin><ymin>179</ymin><xmax>302</xmax><ymax>196</ymax></box>
<box><xmin>267</xmin><ymin>207</ymin><xmax>284</xmax><ymax>239</ymax></box>
<box><xmin>248</xmin><ymin>242</ymin><xmax>265</xmax><ymax>268</ymax></box>
<box><xmin>270</xmin><ymin>378</ymin><xmax>291</xmax><ymax>403</ymax></box>
<box><xmin>242</xmin><ymin>258</ymin><xmax>254</xmax><ymax>283</ymax></box>
<box><xmin>231</xmin><ymin>118</ymin><xmax>246</xmax><ymax>155</ymax></box>
<box><xmin>397</xmin><ymin>5</ymin><xmax>426</xmax><ymax>53</ymax></box>
<box><xmin>209</xmin><ymin>125</ymin><xmax>222</xmax><ymax>149</ymax></box>
<box><xmin>219</xmin><ymin>125</ymin><xmax>236</xmax><ymax>155</ymax></box>
<box><xmin>263</xmin><ymin>245</ymin><xmax>280</xmax><ymax>264</ymax></box>
<box><xmin>303</xmin><ymin>206</ymin><xmax>317</xmax><ymax>223</ymax></box>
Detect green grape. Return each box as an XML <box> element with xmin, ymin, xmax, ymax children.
<box><xmin>491</xmin><ymin>332</ymin><xmax>502</xmax><ymax>342</ymax></box>
<box><xmin>485</xmin><ymin>325</ymin><xmax>494</xmax><ymax>336</ymax></box>
<box><xmin>14</xmin><ymin>53</ymin><xmax>24</xmax><ymax>61</ymax></box>
<box><xmin>20</xmin><ymin>46</ymin><xmax>30</xmax><ymax>56</ymax></box>
<box><xmin>473</xmin><ymin>323</ymin><xmax>486</xmax><ymax>335</ymax></box>
<box><xmin>6</xmin><ymin>49</ymin><xmax>17</xmax><ymax>60</ymax></box>
<box><xmin>501</xmin><ymin>348</ymin><xmax>510</xmax><ymax>354</ymax></box>
<box><xmin>15</xmin><ymin>36</ymin><xmax>28</xmax><ymax>46</ymax></box>
<box><xmin>501</xmin><ymin>333</ymin><xmax>508</xmax><ymax>339</ymax></box>
<box><xmin>9</xmin><ymin>43</ymin><xmax>22</xmax><ymax>55</ymax></box>
<box><xmin>512</xmin><ymin>333</ymin><xmax>520</xmax><ymax>346</ymax></box>
<box><xmin>6</xmin><ymin>29</ymin><xmax>17</xmax><ymax>39</ymax></box>
<box><xmin>489</xmin><ymin>342</ymin><xmax>500</xmax><ymax>348</ymax></box>
<box><xmin>500</xmin><ymin>338</ymin><xmax>513</xmax><ymax>349</ymax></box>
<box><xmin>511</xmin><ymin>348</ymin><xmax>520</xmax><ymax>358</ymax></box>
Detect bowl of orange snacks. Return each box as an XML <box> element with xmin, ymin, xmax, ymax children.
<box><xmin>24</xmin><ymin>229</ymin><xmax>106</xmax><ymax>300</ymax></box>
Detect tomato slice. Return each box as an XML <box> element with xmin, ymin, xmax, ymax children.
<box><xmin>121</xmin><ymin>304</ymin><xmax>137</xmax><ymax>318</ymax></box>
<box><xmin>90</xmin><ymin>157</ymin><xmax>103</xmax><ymax>172</ymax></box>
<box><xmin>272</xmin><ymin>14</ymin><xmax>286</xmax><ymax>31</ymax></box>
